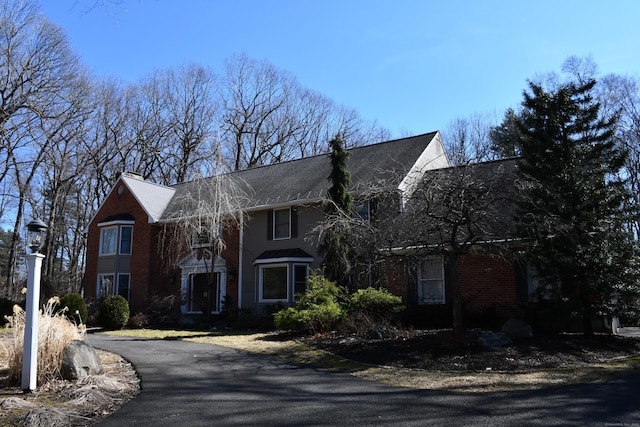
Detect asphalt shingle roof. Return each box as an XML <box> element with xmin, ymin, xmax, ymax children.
<box><xmin>161</xmin><ymin>132</ymin><xmax>441</xmax><ymax>219</ymax></box>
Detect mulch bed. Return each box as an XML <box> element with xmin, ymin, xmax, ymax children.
<box><xmin>301</xmin><ymin>329</ymin><xmax>640</xmax><ymax>372</ymax></box>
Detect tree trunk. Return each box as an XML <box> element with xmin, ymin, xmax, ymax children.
<box><xmin>580</xmin><ymin>282</ymin><xmax>594</xmax><ymax>336</ymax></box>
<box><xmin>446</xmin><ymin>252</ymin><xmax>464</xmax><ymax>335</ymax></box>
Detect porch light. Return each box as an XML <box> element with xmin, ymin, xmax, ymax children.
<box><xmin>26</xmin><ymin>219</ymin><xmax>47</xmax><ymax>254</ymax></box>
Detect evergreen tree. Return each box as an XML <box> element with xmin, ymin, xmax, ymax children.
<box><xmin>516</xmin><ymin>79</ymin><xmax>638</xmax><ymax>334</ymax></box>
<box><xmin>319</xmin><ymin>135</ymin><xmax>355</xmax><ymax>287</ymax></box>
<box><xmin>489</xmin><ymin>108</ymin><xmax>524</xmax><ymax>158</ymax></box>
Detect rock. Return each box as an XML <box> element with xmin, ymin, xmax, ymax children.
<box><xmin>478</xmin><ymin>331</ymin><xmax>513</xmax><ymax>348</ymax></box>
<box><xmin>501</xmin><ymin>318</ymin><xmax>533</xmax><ymax>338</ymax></box>
<box><xmin>368</xmin><ymin>325</ymin><xmax>397</xmax><ymax>340</ymax></box>
<box><xmin>61</xmin><ymin>340</ymin><xmax>103</xmax><ymax>380</ymax></box>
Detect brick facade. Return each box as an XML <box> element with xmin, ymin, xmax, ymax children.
<box><xmin>380</xmin><ymin>252</ymin><xmax>519</xmax><ymax>313</ymax></box>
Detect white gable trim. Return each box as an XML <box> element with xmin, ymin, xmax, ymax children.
<box><xmin>398</xmin><ymin>131</ymin><xmax>450</xmax><ymax>208</ymax></box>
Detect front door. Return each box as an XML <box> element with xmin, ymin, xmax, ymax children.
<box><xmin>188</xmin><ymin>272</ymin><xmax>220</xmax><ymax>314</ymax></box>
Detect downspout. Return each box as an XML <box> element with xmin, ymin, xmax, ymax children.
<box><xmin>237</xmin><ymin>221</ymin><xmax>244</xmax><ymax>309</ymax></box>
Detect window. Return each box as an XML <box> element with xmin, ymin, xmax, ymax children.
<box><xmin>118</xmin><ymin>273</ymin><xmax>130</xmax><ymax>301</ymax></box>
<box><xmin>100</xmin><ymin>224</ymin><xmax>133</xmax><ymax>255</ymax></box>
<box><xmin>273</xmin><ymin>208</ymin><xmax>291</xmax><ymax>239</ymax></box>
<box><xmin>418</xmin><ymin>257</ymin><xmax>445</xmax><ymax>304</ymax></box>
<box><xmin>100</xmin><ymin>227</ymin><xmax>117</xmax><ymax>255</ymax></box>
<box><xmin>190</xmin><ymin>225</ymin><xmax>223</xmax><ymax>248</ymax></box>
<box><xmin>98</xmin><ymin>274</ymin><xmax>115</xmax><ymax>298</ymax></box>
<box><xmin>527</xmin><ymin>263</ymin><xmax>560</xmax><ymax>302</ymax></box>
<box><xmin>355</xmin><ymin>200</ymin><xmax>376</xmax><ymax>221</ymax></box>
<box><xmin>260</xmin><ymin>265</ymin><xmax>288</xmax><ymax>301</ymax></box>
<box><xmin>293</xmin><ymin>264</ymin><xmax>308</xmax><ymax>298</ymax></box>
<box><xmin>119</xmin><ymin>226</ymin><xmax>133</xmax><ymax>255</ymax></box>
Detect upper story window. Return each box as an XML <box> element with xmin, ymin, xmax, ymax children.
<box><xmin>190</xmin><ymin>224</ymin><xmax>223</xmax><ymax>248</ymax></box>
<box><xmin>274</xmin><ymin>208</ymin><xmax>290</xmax><ymax>239</ymax></box>
<box><xmin>100</xmin><ymin>227</ymin><xmax>117</xmax><ymax>255</ymax></box>
<box><xmin>119</xmin><ymin>225</ymin><xmax>133</xmax><ymax>255</ymax></box>
<box><xmin>99</xmin><ymin>220</ymin><xmax>134</xmax><ymax>256</ymax></box>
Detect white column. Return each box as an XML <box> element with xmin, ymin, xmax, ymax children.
<box><xmin>21</xmin><ymin>253</ymin><xmax>45</xmax><ymax>391</ymax></box>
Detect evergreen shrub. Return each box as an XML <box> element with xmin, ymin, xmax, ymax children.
<box><xmin>349</xmin><ymin>287</ymin><xmax>403</xmax><ymax>322</ymax></box>
<box><xmin>274</xmin><ymin>274</ymin><xmax>345</xmax><ymax>333</ymax></box>
<box><xmin>59</xmin><ymin>293</ymin><xmax>88</xmax><ymax>325</ymax></box>
<box><xmin>98</xmin><ymin>295</ymin><xmax>130</xmax><ymax>330</ymax></box>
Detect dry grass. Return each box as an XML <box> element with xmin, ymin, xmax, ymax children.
<box><xmin>0</xmin><ymin>344</ymin><xmax>139</xmax><ymax>426</ymax></box>
<box><xmin>0</xmin><ymin>297</ymin><xmax>139</xmax><ymax>426</ymax></box>
<box><xmin>3</xmin><ymin>297</ymin><xmax>84</xmax><ymax>385</ymax></box>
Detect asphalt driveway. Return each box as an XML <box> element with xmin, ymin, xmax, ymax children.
<box><xmin>88</xmin><ymin>333</ymin><xmax>640</xmax><ymax>426</ymax></box>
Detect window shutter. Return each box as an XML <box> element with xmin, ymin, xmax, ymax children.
<box><xmin>291</xmin><ymin>208</ymin><xmax>298</xmax><ymax>238</ymax></box>
<box><xmin>514</xmin><ymin>260</ymin><xmax>529</xmax><ymax>302</ymax></box>
<box><xmin>267</xmin><ymin>210</ymin><xmax>273</xmax><ymax>240</ymax></box>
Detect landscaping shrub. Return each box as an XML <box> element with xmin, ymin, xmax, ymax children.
<box><xmin>128</xmin><ymin>312</ymin><xmax>150</xmax><ymax>328</ymax></box>
<box><xmin>5</xmin><ymin>297</ymin><xmax>84</xmax><ymax>385</ymax></box>
<box><xmin>274</xmin><ymin>274</ymin><xmax>346</xmax><ymax>333</ymax></box>
<box><xmin>349</xmin><ymin>287</ymin><xmax>403</xmax><ymax>323</ymax></box>
<box><xmin>98</xmin><ymin>295</ymin><xmax>130</xmax><ymax>330</ymax></box>
<box><xmin>0</xmin><ymin>297</ymin><xmax>16</xmax><ymax>323</ymax></box>
<box><xmin>58</xmin><ymin>293</ymin><xmax>88</xmax><ymax>325</ymax></box>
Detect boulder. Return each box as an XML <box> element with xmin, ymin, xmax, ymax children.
<box><xmin>61</xmin><ymin>340</ymin><xmax>103</xmax><ymax>381</ymax></box>
<box><xmin>368</xmin><ymin>325</ymin><xmax>397</xmax><ymax>340</ymax></box>
<box><xmin>478</xmin><ymin>331</ymin><xmax>513</xmax><ymax>348</ymax></box>
<box><xmin>501</xmin><ymin>318</ymin><xmax>533</xmax><ymax>338</ymax></box>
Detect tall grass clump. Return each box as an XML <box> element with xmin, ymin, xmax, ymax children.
<box><xmin>4</xmin><ymin>296</ymin><xmax>85</xmax><ymax>386</ymax></box>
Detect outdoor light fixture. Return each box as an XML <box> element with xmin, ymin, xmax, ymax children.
<box><xmin>22</xmin><ymin>218</ymin><xmax>47</xmax><ymax>391</ymax></box>
<box><xmin>26</xmin><ymin>218</ymin><xmax>47</xmax><ymax>254</ymax></box>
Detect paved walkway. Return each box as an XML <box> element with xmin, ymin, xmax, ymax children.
<box><xmin>88</xmin><ymin>333</ymin><xmax>640</xmax><ymax>426</ymax></box>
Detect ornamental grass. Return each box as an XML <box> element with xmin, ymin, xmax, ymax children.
<box><xmin>3</xmin><ymin>296</ymin><xmax>85</xmax><ymax>386</ymax></box>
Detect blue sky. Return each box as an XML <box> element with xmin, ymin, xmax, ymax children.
<box><xmin>41</xmin><ymin>0</ymin><xmax>640</xmax><ymax>137</ymax></box>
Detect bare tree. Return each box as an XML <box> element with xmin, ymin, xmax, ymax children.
<box><xmin>159</xmin><ymin>149</ymin><xmax>250</xmax><ymax>317</ymax></box>
<box><xmin>0</xmin><ymin>0</ymin><xmax>86</xmax><ymax>298</ymax></box>
<box><xmin>598</xmin><ymin>73</ymin><xmax>640</xmax><ymax>237</ymax></box>
<box><xmin>313</xmin><ymin>160</ymin><xmax>517</xmax><ymax>333</ymax></box>
<box><xmin>220</xmin><ymin>53</ymin><xmax>391</xmax><ymax>171</ymax></box>
<box><xmin>441</xmin><ymin>112</ymin><xmax>499</xmax><ymax>165</ymax></box>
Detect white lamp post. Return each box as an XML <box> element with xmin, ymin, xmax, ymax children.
<box><xmin>21</xmin><ymin>218</ymin><xmax>47</xmax><ymax>392</ymax></box>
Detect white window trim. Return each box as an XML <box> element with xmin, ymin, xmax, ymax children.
<box><xmin>99</xmin><ymin>226</ymin><xmax>118</xmax><ymax>256</ymax></box>
<box><xmin>119</xmin><ymin>225</ymin><xmax>133</xmax><ymax>255</ymax></box>
<box><xmin>97</xmin><ymin>273</ymin><xmax>115</xmax><ymax>299</ymax></box>
<box><xmin>293</xmin><ymin>263</ymin><xmax>309</xmax><ymax>300</ymax></box>
<box><xmin>117</xmin><ymin>273</ymin><xmax>131</xmax><ymax>301</ymax></box>
<box><xmin>418</xmin><ymin>256</ymin><xmax>446</xmax><ymax>305</ymax></box>
<box><xmin>259</xmin><ymin>264</ymin><xmax>289</xmax><ymax>302</ymax></box>
<box><xmin>273</xmin><ymin>208</ymin><xmax>291</xmax><ymax>240</ymax></box>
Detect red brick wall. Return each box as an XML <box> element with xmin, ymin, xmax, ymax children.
<box><xmin>382</xmin><ymin>257</ymin><xmax>409</xmax><ymax>302</ymax></box>
<box><xmin>379</xmin><ymin>253</ymin><xmax>517</xmax><ymax>312</ymax></box>
<box><xmin>84</xmin><ymin>179</ymin><xmax>160</xmax><ymax>313</ymax></box>
<box><xmin>458</xmin><ymin>253</ymin><xmax>517</xmax><ymax>312</ymax></box>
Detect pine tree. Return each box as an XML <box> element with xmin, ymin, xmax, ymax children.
<box><xmin>319</xmin><ymin>135</ymin><xmax>355</xmax><ymax>287</ymax></box>
<box><xmin>516</xmin><ymin>79</ymin><xmax>637</xmax><ymax>334</ymax></box>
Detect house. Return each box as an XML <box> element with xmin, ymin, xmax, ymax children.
<box><xmin>84</xmin><ymin>131</ymin><xmax>547</xmax><ymax>326</ymax></box>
